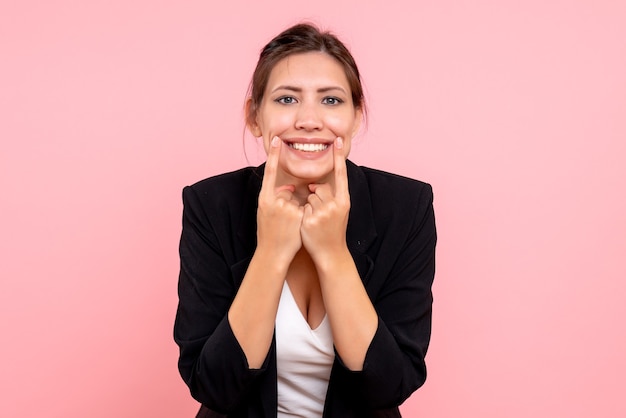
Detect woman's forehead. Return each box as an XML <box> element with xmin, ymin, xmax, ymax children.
<box><xmin>265</xmin><ymin>52</ymin><xmax>351</xmax><ymax>91</ymax></box>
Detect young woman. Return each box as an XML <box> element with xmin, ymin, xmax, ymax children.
<box><xmin>174</xmin><ymin>23</ymin><xmax>437</xmax><ymax>418</ymax></box>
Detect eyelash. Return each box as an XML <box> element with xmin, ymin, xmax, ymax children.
<box><xmin>322</xmin><ymin>97</ymin><xmax>343</xmax><ymax>105</ymax></box>
<box><xmin>274</xmin><ymin>96</ymin><xmax>344</xmax><ymax>105</ymax></box>
<box><xmin>275</xmin><ymin>96</ymin><xmax>296</xmax><ymax>105</ymax></box>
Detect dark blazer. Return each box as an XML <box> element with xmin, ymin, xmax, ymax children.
<box><xmin>174</xmin><ymin>160</ymin><xmax>436</xmax><ymax>418</ymax></box>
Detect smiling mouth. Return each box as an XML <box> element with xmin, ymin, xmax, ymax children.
<box><xmin>287</xmin><ymin>142</ymin><xmax>330</xmax><ymax>152</ymax></box>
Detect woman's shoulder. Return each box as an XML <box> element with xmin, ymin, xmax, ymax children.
<box><xmin>187</xmin><ymin>166</ymin><xmax>261</xmax><ymax>193</ymax></box>
<box><xmin>182</xmin><ymin>166</ymin><xmax>262</xmax><ymax>213</ymax></box>
<box><xmin>350</xmin><ymin>162</ymin><xmax>433</xmax><ymax>201</ymax></box>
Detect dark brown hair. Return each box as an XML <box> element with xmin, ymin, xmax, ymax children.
<box><xmin>246</xmin><ymin>23</ymin><xmax>366</xmax><ymax>126</ymax></box>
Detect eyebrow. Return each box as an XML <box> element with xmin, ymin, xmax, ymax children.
<box><xmin>271</xmin><ymin>85</ymin><xmax>347</xmax><ymax>94</ymax></box>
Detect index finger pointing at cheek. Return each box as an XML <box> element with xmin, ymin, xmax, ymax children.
<box><xmin>261</xmin><ymin>136</ymin><xmax>281</xmax><ymax>195</ymax></box>
<box><xmin>333</xmin><ymin>137</ymin><xmax>349</xmax><ymax>198</ymax></box>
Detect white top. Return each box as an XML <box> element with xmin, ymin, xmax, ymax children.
<box><xmin>276</xmin><ymin>281</ymin><xmax>334</xmax><ymax>418</ymax></box>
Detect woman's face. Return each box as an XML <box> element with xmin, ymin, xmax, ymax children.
<box><xmin>249</xmin><ymin>52</ymin><xmax>362</xmax><ymax>185</ymax></box>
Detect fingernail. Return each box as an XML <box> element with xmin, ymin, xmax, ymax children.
<box><xmin>336</xmin><ymin>137</ymin><xmax>343</xmax><ymax>149</ymax></box>
<box><xmin>271</xmin><ymin>137</ymin><xmax>280</xmax><ymax>147</ymax></box>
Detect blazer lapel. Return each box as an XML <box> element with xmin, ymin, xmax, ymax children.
<box><xmin>237</xmin><ymin>166</ymin><xmax>263</xmax><ymax>252</ymax></box>
<box><xmin>345</xmin><ymin>161</ymin><xmax>377</xmax><ymax>286</ymax></box>
<box><xmin>232</xmin><ymin>166</ymin><xmax>263</xmax><ymax>287</ymax></box>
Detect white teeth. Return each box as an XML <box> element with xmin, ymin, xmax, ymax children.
<box><xmin>289</xmin><ymin>142</ymin><xmax>329</xmax><ymax>152</ymax></box>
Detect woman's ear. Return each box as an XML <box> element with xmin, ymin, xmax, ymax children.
<box><xmin>245</xmin><ymin>98</ymin><xmax>262</xmax><ymax>137</ymax></box>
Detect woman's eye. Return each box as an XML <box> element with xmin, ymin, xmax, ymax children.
<box><xmin>322</xmin><ymin>97</ymin><xmax>343</xmax><ymax>105</ymax></box>
<box><xmin>276</xmin><ymin>96</ymin><xmax>297</xmax><ymax>104</ymax></box>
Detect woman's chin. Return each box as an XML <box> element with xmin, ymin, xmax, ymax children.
<box><xmin>282</xmin><ymin>161</ymin><xmax>333</xmax><ymax>184</ymax></box>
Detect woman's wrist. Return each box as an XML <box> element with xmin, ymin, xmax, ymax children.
<box><xmin>253</xmin><ymin>244</ymin><xmax>296</xmax><ymax>273</ymax></box>
<box><xmin>310</xmin><ymin>244</ymin><xmax>352</xmax><ymax>276</ymax></box>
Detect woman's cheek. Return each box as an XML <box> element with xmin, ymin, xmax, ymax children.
<box><xmin>327</xmin><ymin>113</ymin><xmax>356</xmax><ymax>137</ymax></box>
<box><xmin>342</xmin><ymin>139</ymin><xmax>352</xmax><ymax>158</ymax></box>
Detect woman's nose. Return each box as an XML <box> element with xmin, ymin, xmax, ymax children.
<box><xmin>294</xmin><ymin>103</ymin><xmax>323</xmax><ymax>131</ymax></box>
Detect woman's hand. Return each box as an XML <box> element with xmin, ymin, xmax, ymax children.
<box><xmin>301</xmin><ymin>137</ymin><xmax>378</xmax><ymax>371</ymax></box>
<box><xmin>256</xmin><ymin>136</ymin><xmax>304</xmax><ymax>264</ymax></box>
<box><xmin>229</xmin><ymin>136</ymin><xmax>303</xmax><ymax>369</ymax></box>
<box><xmin>300</xmin><ymin>137</ymin><xmax>351</xmax><ymax>263</ymax></box>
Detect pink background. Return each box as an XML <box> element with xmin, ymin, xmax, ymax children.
<box><xmin>1</xmin><ymin>1</ymin><xmax>625</xmax><ymax>416</ymax></box>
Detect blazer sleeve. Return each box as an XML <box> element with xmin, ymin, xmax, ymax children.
<box><xmin>174</xmin><ymin>185</ymin><xmax>269</xmax><ymax>413</ymax></box>
<box><xmin>336</xmin><ymin>182</ymin><xmax>436</xmax><ymax>409</ymax></box>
